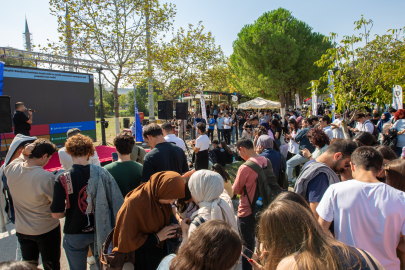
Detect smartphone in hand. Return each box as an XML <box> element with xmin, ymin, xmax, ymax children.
<box><xmin>112</xmin><ymin>152</ymin><xmax>118</xmax><ymax>161</ymax></box>
<box><xmin>242</xmin><ymin>246</ymin><xmax>254</xmax><ymax>259</ymax></box>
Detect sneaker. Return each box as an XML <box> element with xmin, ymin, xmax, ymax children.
<box><xmin>87</xmin><ymin>256</ymin><xmax>96</xmax><ymax>265</ymax></box>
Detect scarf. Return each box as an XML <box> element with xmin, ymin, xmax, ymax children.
<box><xmin>377</xmin><ymin>112</ymin><xmax>391</xmax><ymax>133</ymax></box>
<box><xmin>188</xmin><ymin>170</ymin><xmax>238</xmax><ymax>232</ymax></box>
<box><xmin>112</xmin><ymin>171</ymin><xmax>185</xmax><ymax>253</ymax></box>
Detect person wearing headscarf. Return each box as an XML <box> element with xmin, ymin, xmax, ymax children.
<box><xmin>112</xmin><ymin>171</ymin><xmax>185</xmax><ymax>270</ymax></box>
<box><xmin>377</xmin><ymin>112</ymin><xmax>391</xmax><ymax>133</ymax></box>
<box><xmin>256</xmin><ymin>133</ymin><xmax>287</xmax><ymax>189</ymax></box>
<box><xmin>181</xmin><ymin>170</ymin><xmax>238</xmax><ymax>244</ymax></box>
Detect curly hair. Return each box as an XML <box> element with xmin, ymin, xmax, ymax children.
<box><xmin>306</xmin><ymin>128</ymin><xmax>330</xmax><ymax>148</ymax></box>
<box><xmin>65</xmin><ymin>134</ymin><xmax>95</xmax><ymax>158</ymax></box>
<box><xmin>257</xmin><ymin>126</ymin><xmax>268</xmax><ymax>137</ymax></box>
<box><xmin>28</xmin><ymin>139</ymin><xmax>57</xmax><ymax>159</ymax></box>
<box><xmin>113</xmin><ymin>132</ymin><xmax>135</xmax><ymax>155</ymax></box>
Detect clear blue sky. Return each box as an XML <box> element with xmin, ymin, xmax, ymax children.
<box><xmin>1</xmin><ymin>0</ymin><xmax>404</xmax><ymax>56</ymax></box>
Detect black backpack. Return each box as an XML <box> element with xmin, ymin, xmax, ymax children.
<box><xmin>383</xmin><ymin>129</ymin><xmax>398</xmax><ymax>151</ymax></box>
<box><xmin>243</xmin><ymin>158</ymin><xmax>282</xmax><ymax>219</ymax></box>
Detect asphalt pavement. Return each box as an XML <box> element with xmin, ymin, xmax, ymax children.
<box><xmin>0</xmin><ymin>219</ymin><xmax>97</xmax><ymax>270</ymax></box>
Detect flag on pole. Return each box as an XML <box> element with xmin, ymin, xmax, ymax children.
<box><xmin>295</xmin><ymin>94</ymin><xmax>300</xmax><ymax>109</ymax></box>
<box><xmin>311</xmin><ymin>82</ymin><xmax>318</xmax><ymax>116</ymax></box>
<box><xmin>328</xmin><ymin>70</ymin><xmax>335</xmax><ymax>122</ymax></box>
<box><xmin>133</xmin><ymin>84</ymin><xmax>144</xmax><ymax>142</ymax></box>
<box><xmin>392</xmin><ymin>85</ymin><xmax>403</xmax><ymax>110</ymax></box>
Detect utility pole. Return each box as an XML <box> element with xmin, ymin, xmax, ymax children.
<box><xmin>97</xmin><ymin>68</ymin><xmax>107</xmax><ymax>145</ymax></box>
<box><xmin>146</xmin><ymin>5</ymin><xmax>154</xmax><ymax>121</ymax></box>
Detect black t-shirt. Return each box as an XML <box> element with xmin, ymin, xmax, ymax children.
<box><xmin>212</xmin><ymin>146</ymin><xmax>227</xmax><ymax>167</ymax></box>
<box><xmin>272</xmin><ymin>126</ymin><xmax>282</xmax><ymax>139</ymax></box>
<box><xmin>141</xmin><ymin>142</ymin><xmax>189</xmax><ymax>182</ymax></box>
<box><xmin>13</xmin><ymin>111</ymin><xmax>31</xmax><ymax>135</ymax></box>
<box><xmin>51</xmin><ymin>165</ymin><xmax>94</xmax><ymax>234</ymax></box>
<box><xmin>238</xmin><ymin>118</ymin><xmax>246</xmax><ymax>129</ymax></box>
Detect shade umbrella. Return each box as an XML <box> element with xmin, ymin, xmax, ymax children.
<box><xmin>238</xmin><ymin>97</ymin><xmax>281</xmax><ymax>109</ymax></box>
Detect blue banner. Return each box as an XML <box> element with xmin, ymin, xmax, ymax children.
<box><xmin>134</xmin><ymin>84</ymin><xmax>144</xmax><ymax>142</ymax></box>
<box><xmin>0</xmin><ymin>61</ymin><xmax>3</xmax><ymax>96</ymax></box>
<box><xmin>49</xmin><ymin>121</ymin><xmax>96</xmax><ymax>134</ymax></box>
<box><xmin>328</xmin><ymin>70</ymin><xmax>335</xmax><ymax>122</ymax></box>
<box><xmin>0</xmin><ymin>61</ymin><xmax>3</xmax><ymax>149</ymax></box>
<box><xmin>4</xmin><ymin>67</ymin><xmax>90</xmax><ymax>83</ymax></box>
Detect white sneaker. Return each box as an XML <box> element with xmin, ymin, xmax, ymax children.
<box><xmin>87</xmin><ymin>256</ymin><xmax>96</xmax><ymax>265</ymax></box>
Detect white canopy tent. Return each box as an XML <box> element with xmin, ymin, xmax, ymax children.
<box><xmin>238</xmin><ymin>97</ymin><xmax>281</xmax><ymax>110</ymax></box>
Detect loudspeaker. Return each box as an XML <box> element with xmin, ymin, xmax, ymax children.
<box><xmin>158</xmin><ymin>100</ymin><xmax>173</xmax><ymax>119</ymax></box>
<box><xmin>0</xmin><ymin>96</ymin><xmax>13</xmax><ymax>133</ymax></box>
<box><xmin>176</xmin><ymin>103</ymin><xmax>188</xmax><ymax>120</ymax></box>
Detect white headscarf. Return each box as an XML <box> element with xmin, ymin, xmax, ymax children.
<box><xmin>188</xmin><ymin>170</ymin><xmax>238</xmax><ymax>232</ymax></box>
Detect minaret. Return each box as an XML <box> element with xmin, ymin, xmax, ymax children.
<box><xmin>23</xmin><ymin>16</ymin><xmax>32</xmax><ymax>52</ymax></box>
<box><xmin>65</xmin><ymin>4</ymin><xmax>73</xmax><ymax>71</ymax></box>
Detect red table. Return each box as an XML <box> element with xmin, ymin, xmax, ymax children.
<box><xmin>2</xmin><ymin>145</ymin><xmax>150</xmax><ymax>171</ymax></box>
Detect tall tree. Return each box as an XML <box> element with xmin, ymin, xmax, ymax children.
<box><xmin>153</xmin><ymin>22</ymin><xmax>225</xmax><ymax>105</ymax></box>
<box><xmin>47</xmin><ymin>0</ymin><xmax>176</xmax><ymax>134</ymax></box>
<box><xmin>313</xmin><ymin>16</ymin><xmax>405</xmax><ymax>137</ymax></box>
<box><xmin>230</xmin><ymin>8</ymin><xmax>331</xmax><ymax>112</ymax></box>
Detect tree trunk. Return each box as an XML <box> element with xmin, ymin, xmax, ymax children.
<box><xmin>113</xmin><ymin>82</ymin><xmax>120</xmax><ymax>135</ymax></box>
<box><xmin>279</xmin><ymin>92</ymin><xmax>286</xmax><ymax>118</ymax></box>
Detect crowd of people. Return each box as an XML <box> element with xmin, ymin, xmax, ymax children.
<box><xmin>1</xmin><ymin>102</ymin><xmax>405</xmax><ymax>270</ymax></box>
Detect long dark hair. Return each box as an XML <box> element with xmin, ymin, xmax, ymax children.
<box><xmin>271</xmin><ymin>119</ymin><xmax>282</xmax><ymax>129</ymax></box>
<box><xmin>170</xmin><ymin>220</ymin><xmax>242</xmax><ymax>270</ymax></box>
<box><xmin>220</xmin><ymin>141</ymin><xmax>232</xmax><ymax>154</ymax></box>
<box><xmin>212</xmin><ymin>163</ymin><xmax>231</xmax><ymax>183</ymax></box>
<box><xmin>288</xmin><ymin>118</ymin><xmax>299</xmax><ymax>133</ymax></box>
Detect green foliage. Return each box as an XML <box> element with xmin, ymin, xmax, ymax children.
<box><xmin>153</xmin><ymin>22</ymin><xmax>225</xmax><ymax>102</ymax></box>
<box><xmin>118</xmin><ymin>94</ymin><xmax>127</xmax><ymax>109</ymax></box>
<box><xmin>47</xmin><ymin>0</ymin><xmax>176</xmax><ymax>121</ymax></box>
<box><xmin>230</xmin><ymin>8</ymin><xmax>332</xmax><ymax>106</ymax></box>
<box><xmin>95</xmin><ymin>99</ymin><xmax>112</xmax><ymax>117</ymax></box>
<box><xmin>2</xmin><ymin>57</ymin><xmax>35</xmax><ymax>67</ymax></box>
<box><xmin>127</xmin><ymin>89</ymin><xmax>148</xmax><ymax>116</ymax></box>
<box><xmin>313</xmin><ymin>16</ymin><xmax>405</xmax><ymax>116</ymax></box>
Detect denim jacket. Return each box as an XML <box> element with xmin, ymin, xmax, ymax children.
<box><xmin>87</xmin><ymin>165</ymin><xmax>124</xmax><ymax>261</ymax></box>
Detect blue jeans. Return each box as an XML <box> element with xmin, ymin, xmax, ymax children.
<box><xmin>217</xmin><ymin>128</ymin><xmax>224</xmax><ymax>141</ymax></box>
<box><xmin>231</xmin><ymin>127</ymin><xmax>236</xmax><ymax>144</ymax></box>
<box><xmin>286</xmin><ymin>154</ymin><xmax>309</xmax><ymax>181</ymax></box>
<box><xmin>63</xmin><ymin>233</ymin><xmax>95</xmax><ymax>270</ymax></box>
<box><xmin>395</xmin><ymin>147</ymin><xmax>403</xmax><ymax>158</ymax></box>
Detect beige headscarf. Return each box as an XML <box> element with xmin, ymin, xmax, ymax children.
<box><xmin>188</xmin><ymin>170</ymin><xmax>238</xmax><ymax>232</ymax></box>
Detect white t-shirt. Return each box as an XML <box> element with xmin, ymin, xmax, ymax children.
<box><xmin>323</xmin><ymin>126</ymin><xmax>334</xmax><ymax>141</ymax></box>
<box><xmin>332</xmin><ymin>118</ymin><xmax>344</xmax><ymax>139</ymax></box>
<box><xmin>195</xmin><ymin>134</ymin><xmax>210</xmax><ymax>151</ymax></box>
<box><xmin>357</xmin><ymin>120</ymin><xmax>374</xmax><ymax>134</ymax></box>
<box><xmin>58</xmin><ymin>147</ymin><xmax>101</xmax><ymax>170</ymax></box>
<box><xmin>224</xmin><ymin>117</ymin><xmax>232</xmax><ymax>129</ymax></box>
<box><xmin>157</xmin><ymin>254</ymin><xmax>176</xmax><ymax>270</ymax></box>
<box><xmin>288</xmin><ymin>129</ymin><xmax>300</xmax><ymax>154</ymax></box>
<box><xmin>164</xmin><ymin>134</ymin><xmax>186</xmax><ymax>151</ymax></box>
<box><xmin>317</xmin><ymin>180</ymin><xmax>405</xmax><ymax>270</ymax></box>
